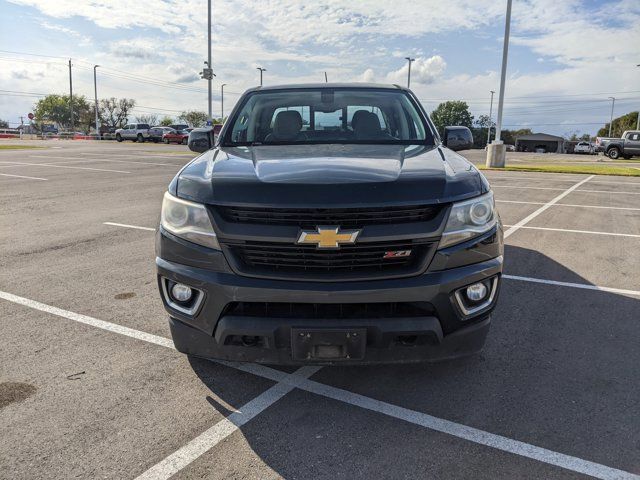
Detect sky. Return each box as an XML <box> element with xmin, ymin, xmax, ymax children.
<box><xmin>0</xmin><ymin>0</ymin><xmax>639</xmax><ymax>136</ymax></box>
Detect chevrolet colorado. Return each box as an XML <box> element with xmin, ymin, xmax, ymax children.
<box><xmin>156</xmin><ymin>83</ymin><xmax>503</xmax><ymax>364</ymax></box>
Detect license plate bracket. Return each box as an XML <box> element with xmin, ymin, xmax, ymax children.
<box><xmin>291</xmin><ymin>328</ymin><xmax>366</xmax><ymax>361</ymax></box>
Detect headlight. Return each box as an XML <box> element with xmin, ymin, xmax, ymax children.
<box><xmin>439</xmin><ymin>191</ymin><xmax>497</xmax><ymax>248</ymax></box>
<box><xmin>161</xmin><ymin>192</ymin><xmax>220</xmax><ymax>249</ymax></box>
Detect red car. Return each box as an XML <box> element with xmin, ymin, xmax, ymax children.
<box><xmin>163</xmin><ymin>128</ymin><xmax>192</xmax><ymax>145</ymax></box>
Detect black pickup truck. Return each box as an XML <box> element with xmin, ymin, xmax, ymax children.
<box><xmin>156</xmin><ymin>83</ymin><xmax>503</xmax><ymax>365</ymax></box>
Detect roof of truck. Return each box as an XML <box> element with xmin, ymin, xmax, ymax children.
<box><xmin>245</xmin><ymin>83</ymin><xmax>408</xmax><ymax>93</ymax></box>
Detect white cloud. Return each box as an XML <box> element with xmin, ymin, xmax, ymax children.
<box><xmin>360</xmin><ymin>68</ymin><xmax>375</xmax><ymax>83</ymax></box>
<box><xmin>40</xmin><ymin>21</ymin><xmax>92</xmax><ymax>46</ymax></box>
<box><xmin>385</xmin><ymin>56</ymin><xmax>446</xmax><ymax>85</ymax></box>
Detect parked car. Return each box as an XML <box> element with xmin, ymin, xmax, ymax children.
<box><xmin>148</xmin><ymin>126</ymin><xmax>175</xmax><ymax>143</ymax></box>
<box><xmin>157</xmin><ymin>83</ymin><xmax>503</xmax><ymax>365</ymax></box>
<box><xmin>169</xmin><ymin>124</ymin><xmax>190</xmax><ymax>132</ymax></box>
<box><xmin>506</xmin><ymin>144</ymin><xmax>515</xmax><ymax>152</ymax></box>
<box><xmin>598</xmin><ymin>130</ymin><xmax>640</xmax><ymax>159</ymax></box>
<box><xmin>115</xmin><ymin>123</ymin><xmax>151</xmax><ymax>142</ymax></box>
<box><xmin>574</xmin><ymin>141</ymin><xmax>594</xmax><ymax>154</ymax></box>
<box><xmin>163</xmin><ymin>128</ymin><xmax>189</xmax><ymax>144</ymax></box>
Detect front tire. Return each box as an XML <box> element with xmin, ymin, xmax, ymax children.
<box><xmin>116</xmin><ymin>134</ymin><xmax>122</xmax><ymax>142</ymax></box>
<box><xmin>137</xmin><ymin>133</ymin><xmax>145</xmax><ymax>143</ymax></box>
<box><xmin>607</xmin><ymin>147</ymin><xmax>621</xmax><ymax>160</ymax></box>
<box><xmin>182</xmin><ymin>137</ymin><xmax>188</xmax><ymax>145</ymax></box>
<box><xmin>163</xmin><ymin>138</ymin><xmax>170</xmax><ymax>144</ymax></box>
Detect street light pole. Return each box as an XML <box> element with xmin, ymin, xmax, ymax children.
<box><xmin>221</xmin><ymin>83</ymin><xmax>226</xmax><ymax>120</ymax></box>
<box><xmin>207</xmin><ymin>0</ymin><xmax>213</xmax><ymax>123</ymax></box>
<box><xmin>608</xmin><ymin>96</ymin><xmax>615</xmax><ymax>137</ymax></box>
<box><xmin>486</xmin><ymin>0</ymin><xmax>512</xmax><ymax>168</ymax></box>
<box><xmin>636</xmin><ymin>65</ymin><xmax>639</xmax><ymax>130</ymax></box>
<box><xmin>487</xmin><ymin>90</ymin><xmax>495</xmax><ymax>146</ymax></box>
<box><xmin>405</xmin><ymin>57</ymin><xmax>415</xmax><ymax>88</ymax></box>
<box><xmin>93</xmin><ymin>65</ymin><xmax>100</xmax><ymax>139</ymax></box>
<box><xmin>257</xmin><ymin>67</ymin><xmax>266</xmax><ymax>86</ymax></box>
<box><xmin>68</xmin><ymin>59</ymin><xmax>74</xmax><ymax>132</ymax></box>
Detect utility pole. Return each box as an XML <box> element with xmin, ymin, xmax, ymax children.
<box><xmin>487</xmin><ymin>90</ymin><xmax>495</xmax><ymax>146</ymax></box>
<box><xmin>207</xmin><ymin>0</ymin><xmax>213</xmax><ymax>123</ymax></box>
<box><xmin>324</xmin><ymin>71</ymin><xmax>328</xmax><ymax>83</ymax></box>
<box><xmin>93</xmin><ymin>65</ymin><xmax>100</xmax><ymax>139</ymax></box>
<box><xmin>68</xmin><ymin>59</ymin><xmax>74</xmax><ymax>132</ymax></box>
<box><xmin>221</xmin><ymin>83</ymin><xmax>226</xmax><ymax>120</ymax></box>
<box><xmin>405</xmin><ymin>57</ymin><xmax>415</xmax><ymax>88</ymax></box>
<box><xmin>608</xmin><ymin>96</ymin><xmax>615</xmax><ymax>137</ymax></box>
<box><xmin>486</xmin><ymin>0</ymin><xmax>512</xmax><ymax>168</ymax></box>
<box><xmin>257</xmin><ymin>67</ymin><xmax>266</xmax><ymax>86</ymax></box>
<box><xmin>636</xmin><ymin>65</ymin><xmax>639</xmax><ymax>130</ymax></box>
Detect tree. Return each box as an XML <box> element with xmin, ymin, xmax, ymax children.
<box><xmin>135</xmin><ymin>114</ymin><xmax>158</xmax><ymax>126</ymax></box>
<box><xmin>500</xmin><ymin>128</ymin><xmax>532</xmax><ymax>146</ymax></box>
<box><xmin>159</xmin><ymin>116</ymin><xmax>174</xmax><ymax>126</ymax></box>
<box><xmin>0</xmin><ymin>119</ymin><xmax>8</xmax><ymax>129</ymax></box>
<box><xmin>33</xmin><ymin>94</ymin><xmax>92</xmax><ymax>131</ymax></box>
<box><xmin>597</xmin><ymin>111</ymin><xmax>639</xmax><ymax>138</ymax></box>
<box><xmin>99</xmin><ymin>97</ymin><xmax>136</xmax><ymax>129</ymax></box>
<box><xmin>430</xmin><ymin>101</ymin><xmax>474</xmax><ymax>137</ymax></box>
<box><xmin>178</xmin><ymin>110</ymin><xmax>208</xmax><ymax>128</ymax></box>
<box><xmin>474</xmin><ymin>114</ymin><xmax>495</xmax><ymax>130</ymax></box>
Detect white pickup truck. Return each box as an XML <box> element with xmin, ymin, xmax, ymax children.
<box><xmin>115</xmin><ymin>123</ymin><xmax>151</xmax><ymax>142</ymax></box>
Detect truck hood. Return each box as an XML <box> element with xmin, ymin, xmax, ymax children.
<box><xmin>175</xmin><ymin>144</ymin><xmax>486</xmax><ymax>207</ymax></box>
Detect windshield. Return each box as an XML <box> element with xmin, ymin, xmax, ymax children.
<box><xmin>222</xmin><ymin>88</ymin><xmax>434</xmax><ymax>146</ymax></box>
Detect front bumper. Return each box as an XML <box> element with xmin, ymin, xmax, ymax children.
<box><xmin>156</xmin><ymin>226</ymin><xmax>503</xmax><ymax>364</ymax></box>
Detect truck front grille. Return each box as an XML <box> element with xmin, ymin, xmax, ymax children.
<box><xmin>222</xmin><ymin>301</ymin><xmax>435</xmax><ymax>319</ymax></box>
<box><xmin>217</xmin><ymin>205</ymin><xmax>441</xmax><ymax>228</ymax></box>
<box><xmin>224</xmin><ymin>239</ymin><xmax>435</xmax><ymax>280</ymax></box>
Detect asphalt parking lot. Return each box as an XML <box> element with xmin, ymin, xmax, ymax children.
<box><xmin>1</xmin><ymin>141</ymin><xmax>639</xmax><ymax>480</ymax></box>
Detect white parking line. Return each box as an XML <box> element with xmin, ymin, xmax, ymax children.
<box><xmin>0</xmin><ymin>172</ymin><xmax>48</xmax><ymax>181</ymax></box>
<box><xmin>29</xmin><ymin>155</ymin><xmax>182</xmax><ymax>167</ymax></box>
<box><xmin>503</xmin><ymin>176</ymin><xmax>594</xmax><ymax>239</ymax></box>
<box><xmin>495</xmin><ymin>185</ymin><xmax>640</xmax><ymax>195</ymax></box>
<box><xmin>497</xmin><ymin>200</ymin><xmax>640</xmax><ymax>212</ymax></box>
<box><xmin>503</xmin><ymin>275</ymin><xmax>640</xmax><ymax>297</ymax></box>
<box><xmin>1</xmin><ymin>160</ymin><xmax>130</xmax><ymax>174</ymax></box>
<box><xmin>502</xmin><ymin>225</ymin><xmax>640</xmax><ymax>238</ymax></box>
<box><xmin>104</xmin><ymin>222</ymin><xmax>156</xmax><ymax>231</ymax></box>
<box><xmin>135</xmin><ymin>366</ymin><xmax>321</xmax><ymax>480</ymax></box>
<box><xmin>1</xmin><ymin>289</ymin><xmax>638</xmax><ymax>480</ymax></box>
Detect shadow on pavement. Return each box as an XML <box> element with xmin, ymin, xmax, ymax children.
<box><xmin>186</xmin><ymin>245</ymin><xmax>640</xmax><ymax>477</ymax></box>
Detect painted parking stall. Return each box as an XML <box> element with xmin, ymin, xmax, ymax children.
<box><xmin>1</xmin><ymin>143</ymin><xmax>639</xmax><ymax>479</ymax></box>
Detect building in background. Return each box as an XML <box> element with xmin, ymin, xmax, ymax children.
<box><xmin>515</xmin><ymin>133</ymin><xmax>565</xmax><ymax>153</ymax></box>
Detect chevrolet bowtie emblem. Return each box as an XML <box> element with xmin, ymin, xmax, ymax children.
<box><xmin>297</xmin><ymin>226</ymin><xmax>360</xmax><ymax>249</ymax></box>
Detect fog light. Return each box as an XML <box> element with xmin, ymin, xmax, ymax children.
<box><xmin>171</xmin><ymin>283</ymin><xmax>193</xmax><ymax>303</ymax></box>
<box><xmin>466</xmin><ymin>282</ymin><xmax>488</xmax><ymax>302</ymax></box>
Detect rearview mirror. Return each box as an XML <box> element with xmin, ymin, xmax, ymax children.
<box><xmin>188</xmin><ymin>128</ymin><xmax>214</xmax><ymax>153</ymax></box>
<box><xmin>443</xmin><ymin>126</ymin><xmax>473</xmax><ymax>152</ymax></box>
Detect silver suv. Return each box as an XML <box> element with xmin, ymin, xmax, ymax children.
<box><xmin>115</xmin><ymin>123</ymin><xmax>151</xmax><ymax>142</ymax></box>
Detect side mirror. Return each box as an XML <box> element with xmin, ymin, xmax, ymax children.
<box><xmin>443</xmin><ymin>126</ymin><xmax>473</xmax><ymax>152</ymax></box>
<box><xmin>187</xmin><ymin>128</ymin><xmax>214</xmax><ymax>153</ymax></box>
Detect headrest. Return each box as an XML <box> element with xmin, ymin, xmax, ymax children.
<box><xmin>272</xmin><ymin>110</ymin><xmax>303</xmax><ymax>140</ymax></box>
<box><xmin>354</xmin><ymin>111</ymin><xmax>381</xmax><ymax>137</ymax></box>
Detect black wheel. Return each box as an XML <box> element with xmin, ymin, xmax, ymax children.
<box><xmin>607</xmin><ymin>147</ymin><xmax>621</xmax><ymax>159</ymax></box>
<box><xmin>116</xmin><ymin>134</ymin><xmax>122</xmax><ymax>142</ymax></box>
<box><xmin>137</xmin><ymin>133</ymin><xmax>145</xmax><ymax>143</ymax></box>
<box><xmin>163</xmin><ymin>137</ymin><xmax>170</xmax><ymax>144</ymax></box>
